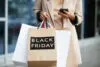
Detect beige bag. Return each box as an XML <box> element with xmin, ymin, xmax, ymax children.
<box><xmin>27</xmin><ymin>27</ymin><xmax>57</xmax><ymax>67</ymax></box>
<box><xmin>27</xmin><ymin>21</ymin><xmax>72</xmax><ymax>67</ymax></box>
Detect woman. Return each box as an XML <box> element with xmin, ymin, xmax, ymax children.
<box><xmin>33</xmin><ymin>0</ymin><xmax>83</xmax><ymax>67</ymax></box>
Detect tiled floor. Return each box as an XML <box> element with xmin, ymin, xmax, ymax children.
<box><xmin>0</xmin><ymin>36</ymin><xmax>100</xmax><ymax>67</ymax></box>
<box><xmin>79</xmin><ymin>37</ymin><xmax>100</xmax><ymax>67</ymax></box>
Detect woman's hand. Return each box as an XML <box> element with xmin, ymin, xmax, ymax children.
<box><xmin>40</xmin><ymin>11</ymin><xmax>50</xmax><ymax>21</ymax></box>
<box><xmin>58</xmin><ymin>11</ymin><xmax>75</xmax><ymax>21</ymax></box>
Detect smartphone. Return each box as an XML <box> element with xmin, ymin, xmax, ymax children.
<box><xmin>59</xmin><ymin>8</ymin><xmax>69</xmax><ymax>13</ymax></box>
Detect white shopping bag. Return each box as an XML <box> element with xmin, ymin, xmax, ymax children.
<box><xmin>56</xmin><ymin>30</ymin><xmax>70</xmax><ymax>67</ymax></box>
<box><xmin>12</xmin><ymin>24</ymin><xmax>71</xmax><ymax>67</ymax></box>
<box><xmin>12</xmin><ymin>24</ymin><xmax>36</xmax><ymax>63</ymax></box>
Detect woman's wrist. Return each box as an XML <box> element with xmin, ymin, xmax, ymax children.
<box><xmin>69</xmin><ymin>15</ymin><xmax>78</xmax><ymax>25</ymax></box>
<box><xmin>67</xmin><ymin>13</ymin><xmax>75</xmax><ymax>21</ymax></box>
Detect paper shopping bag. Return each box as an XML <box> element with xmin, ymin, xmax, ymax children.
<box><xmin>12</xmin><ymin>24</ymin><xmax>37</xmax><ymax>64</ymax></box>
<box><xmin>27</xmin><ymin>28</ymin><xmax>57</xmax><ymax>67</ymax></box>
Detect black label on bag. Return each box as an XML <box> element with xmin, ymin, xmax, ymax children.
<box><xmin>30</xmin><ymin>37</ymin><xmax>55</xmax><ymax>50</ymax></box>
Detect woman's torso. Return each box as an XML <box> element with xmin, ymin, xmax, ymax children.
<box><xmin>52</xmin><ymin>0</ymin><xmax>64</xmax><ymax>29</ymax></box>
<box><xmin>42</xmin><ymin>0</ymin><xmax>76</xmax><ymax>29</ymax></box>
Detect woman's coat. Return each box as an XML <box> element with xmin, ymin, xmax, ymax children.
<box><xmin>33</xmin><ymin>0</ymin><xmax>83</xmax><ymax>67</ymax></box>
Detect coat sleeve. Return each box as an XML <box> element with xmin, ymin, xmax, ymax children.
<box><xmin>33</xmin><ymin>0</ymin><xmax>42</xmax><ymax>22</ymax></box>
<box><xmin>33</xmin><ymin>0</ymin><xmax>42</xmax><ymax>14</ymax></box>
<box><xmin>74</xmin><ymin>0</ymin><xmax>83</xmax><ymax>25</ymax></box>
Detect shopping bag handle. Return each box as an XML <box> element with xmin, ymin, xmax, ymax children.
<box><xmin>38</xmin><ymin>19</ymin><xmax>54</xmax><ymax>29</ymax></box>
<box><xmin>38</xmin><ymin>20</ymin><xmax>45</xmax><ymax>28</ymax></box>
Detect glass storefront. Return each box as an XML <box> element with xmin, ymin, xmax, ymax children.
<box><xmin>8</xmin><ymin>0</ymin><xmax>36</xmax><ymax>53</ymax></box>
<box><xmin>0</xmin><ymin>0</ymin><xmax>5</xmax><ymax>66</ymax></box>
<box><xmin>0</xmin><ymin>22</ymin><xmax>5</xmax><ymax>55</ymax></box>
<box><xmin>0</xmin><ymin>22</ymin><xmax>5</xmax><ymax>66</ymax></box>
<box><xmin>97</xmin><ymin>0</ymin><xmax>100</xmax><ymax>35</ymax></box>
<box><xmin>0</xmin><ymin>0</ymin><xmax>5</xmax><ymax>17</ymax></box>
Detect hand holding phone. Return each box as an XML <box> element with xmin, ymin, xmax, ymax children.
<box><xmin>59</xmin><ymin>8</ymin><xmax>75</xmax><ymax>22</ymax></box>
<box><xmin>59</xmin><ymin>8</ymin><xmax>69</xmax><ymax>14</ymax></box>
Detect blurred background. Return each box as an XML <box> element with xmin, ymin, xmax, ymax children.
<box><xmin>0</xmin><ymin>0</ymin><xmax>100</xmax><ymax>67</ymax></box>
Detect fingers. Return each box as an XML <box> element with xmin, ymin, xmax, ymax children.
<box><xmin>63</xmin><ymin>11</ymin><xmax>75</xmax><ymax>21</ymax></box>
<box><xmin>63</xmin><ymin>11</ymin><xmax>72</xmax><ymax>16</ymax></box>
<box><xmin>40</xmin><ymin>12</ymin><xmax>50</xmax><ymax>21</ymax></box>
<box><xmin>58</xmin><ymin>11</ymin><xmax>68</xmax><ymax>18</ymax></box>
<box><xmin>40</xmin><ymin>14</ymin><xmax>45</xmax><ymax>20</ymax></box>
<box><xmin>44</xmin><ymin>12</ymin><xmax>50</xmax><ymax>19</ymax></box>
